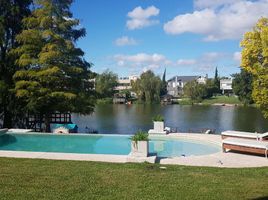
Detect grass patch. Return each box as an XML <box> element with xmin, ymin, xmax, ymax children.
<box><xmin>0</xmin><ymin>158</ymin><xmax>267</xmax><ymax>200</ymax></box>
<box><xmin>176</xmin><ymin>98</ymin><xmax>194</xmax><ymax>105</ymax></box>
<box><xmin>96</xmin><ymin>98</ymin><xmax>113</xmax><ymax>105</ymax></box>
<box><xmin>201</xmin><ymin>96</ymin><xmax>242</xmax><ymax>105</ymax></box>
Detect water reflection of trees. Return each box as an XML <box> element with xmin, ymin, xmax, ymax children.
<box><xmin>0</xmin><ymin>134</ymin><xmax>17</xmax><ymax>147</ymax></box>
<box><xmin>73</xmin><ymin>105</ymin><xmax>268</xmax><ymax>134</ymax></box>
<box><xmin>232</xmin><ymin>107</ymin><xmax>268</xmax><ymax>132</ymax></box>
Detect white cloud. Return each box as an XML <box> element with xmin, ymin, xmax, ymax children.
<box><xmin>175</xmin><ymin>52</ymin><xmax>226</xmax><ymax>73</ymax></box>
<box><xmin>164</xmin><ymin>0</ymin><xmax>268</xmax><ymax>41</ymax></box>
<box><xmin>112</xmin><ymin>51</ymin><xmax>238</xmax><ymax>75</ymax></box>
<box><xmin>127</xmin><ymin>6</ymin><xmax>160</xmax><ymax>30</ymax></box>
<box><xmin>176</xmin><ymin>59</ymin><xmax>196</xmax><ymax>65</ymax></box>
<box><xmin>233</xmin><ymin>52</ymin><xmax>242</xmax><ymax>64</ymax></box>
<box><xmin>201</xmin><ymin>52</ymin><xmax>225</xmax><ymax>62</ymax></box>
<box><xmin>194</xmin><ymin>0</ymin><xmax>241</xmax><ymax>9</ymax></box>
<box><xmin>164</xmin><ymin>9</ymin><xmax>217</xmax><ymax>36</ymax></box>
<box><xmin>114</xmin><ymin>53</ymin><xmax>170</xmax><ymax>70</ymax></box>
<box><xmin>115</xmin><ymin>36</ymin><xmax>138</xmax><ymax>46</ymax></box>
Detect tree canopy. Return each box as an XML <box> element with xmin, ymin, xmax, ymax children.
<box><xmin>131</xmin><ymin>70</ymin><xmax>162</xmax><ymax>103</ymax></box>
<box><xmin>0</xmin><ymin>0</ymin><xmax>32</xmax><ymax>128</ymax></box>
<box><xmin>183</xmin><ymin>81</ymin><xmax>207</xmax><ymax>102</ymax></box>
<box><xmin>213</xmin><ymin>67</ymin><xmax>220</xmax><ymax>94</ymax></box>
<box><xmin>95</xmin><ymin>70</ymin><xmax>118</xmax><ymax>98</ymax></box>
<box><xmin>241</xmin><ymin>17</ymin><xmax>268</xmax><ymax>118</ymax></box>
<box><xmin>160</xmin><ymin>68</ymin><xmax>167</xmax><ymax>96</ymax></box>
<box><xmin>232</xmin><ymin>70</ymin><xmax>253</xmax><ymax>104</ymax></box>
<box><xmin>13</xmin><ymin>0</ymin><xmax>95</xmax><ymax>131</ymax></box>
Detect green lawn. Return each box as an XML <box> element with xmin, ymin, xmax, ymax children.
<box><xmin>0</xmin><ymin>158</ymin><xmax>267</xmax><ymax>200</ymax></box>
<box><xmin>202</xmin><ymin>96</ymin><xmax>242</xmax><ymax>105</ymax></box>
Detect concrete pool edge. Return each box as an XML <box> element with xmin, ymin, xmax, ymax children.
<box><xmin>0</xmin><ymin>133</ymin><xmax>267</xmax><ymax>168</ymax></box>
<box><xmin>159</xmin><ymin>133</ymin><xmax>268</xmax><ymax>168</ymax></box>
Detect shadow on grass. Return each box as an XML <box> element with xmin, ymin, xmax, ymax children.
<box><xmin>250</xmin><ymin>197</ymin><xmax>268</xmax><ymax>200</ymax></box>
<box><xmin>155</xmin><ymin>156</ymin><xmax>169</xmax><ymax>163</ymax></box>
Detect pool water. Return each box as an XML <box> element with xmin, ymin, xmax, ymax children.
<box><xmin>0</xmin><ymin>133</ymin><xmax>220</xmax><ymax>157</ymax></box>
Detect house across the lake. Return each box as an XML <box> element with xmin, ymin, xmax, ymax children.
<box><xmin>114</xmin><ymin>75</ymin><xmax>139</xmax><ymax>97</ymax></box>
<box><xmin>167</xmin><ymin>75</ymin><xmax>207</xmax><ymax>97</ymax></box>
<box><xmin>114</xmin><ymin>75</ymin><xmax>138</xmax><ymax>91</ymax></box>
<box><xmin>220</xmin><ymin>78</ymin><xmax>233</xmax><ymax>94</ymax></box>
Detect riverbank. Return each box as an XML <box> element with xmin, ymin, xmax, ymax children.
<box><xmin>0</xmin><ymin>157</ymin><xmax>267</xmax><ymax>200</ymax></box>
<box><xmin>176</xmin><ymin>96</ymin><xmax>243</xmax><ymax>106</ymax></box>
<box><xmin>201</xmin><ymin>96</ymin><xmax>242</xmax><ymax>105</ymax></box>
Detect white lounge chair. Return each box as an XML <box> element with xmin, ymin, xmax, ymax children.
<box><xmin>221</xmin><ymin>130</ymin><xmax>268</xmax><ymax>141</ymax></box>
<box><xmin>222</xmin><ymin>138</ymin><xmax>268</xmax><ymax>158</ymax></box>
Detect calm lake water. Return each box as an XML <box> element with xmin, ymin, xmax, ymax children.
<box><xmin>72</xmin><ymin>104</ymin><xmax>268</xmax><ymax>135</ymax></box>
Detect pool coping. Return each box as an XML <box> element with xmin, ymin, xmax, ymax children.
<box><xmin>0</xmin><ymin>132</ymin><xmax>267</xmax><ymax>168</ymax></box>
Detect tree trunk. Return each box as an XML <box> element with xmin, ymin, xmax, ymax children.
<box><xmin>3</xmin><ymin>109</ymin><xmax>12</xmax><ymax>128</ymax></box>
<box><xmin>44</xmin><ymin>114</ymin><xmax>51</xmax><ymax>133</ymax></box>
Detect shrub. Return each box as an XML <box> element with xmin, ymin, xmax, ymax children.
<box><xmin>131</xmin><ymin>130</ymin><xmax>149</xmax><ymax>143</ymax></box>
<box><xmin>96</xmin><ymin>98</ymin><xmax>113</xmax><ymax>105</ymax></box>
<box><xmin>152</xmin><ymin>114</ymin><xmax>164</xmax><ymax>122</ymax></box>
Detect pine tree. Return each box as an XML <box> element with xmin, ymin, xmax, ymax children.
<box><xmin>0</xmin><ymin>0</ymin><xmax>32</xmax><ymax>128</ymax></box>
<box><xmin>213</xmin><ymin>67</ymin><xmax>220</xmax><ymax>93</ymax></box>
<box><xmin>162</xmin><ymin>68</ymin><xmax>166</xmax><ymax>82</ymax></box>
<box><xmin>160</xmin><ymin>68</ymin><xmax>167</xmax><ymax>96</ymax></box>
<box><xmin>13</xmin><ymin>0</ymin><xmax>95</xmax><ymax>131</ymax></box>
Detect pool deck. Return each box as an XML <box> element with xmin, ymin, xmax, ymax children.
<box><xmin>159</xmin><ymin>133</ymin><xmax>268</xmax><ymax>168</ymax></box>
<box><xmin>0</xmin><ymin>133</ymin><xmax>267</xmax><ymax>168</ymax></box>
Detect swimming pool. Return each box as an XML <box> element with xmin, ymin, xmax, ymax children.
<box><xmin>0</xmin><ymin>133</ymin><xmax>220</xmax><ymax>157</ymax></box>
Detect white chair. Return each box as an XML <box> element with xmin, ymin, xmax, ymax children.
<box><xmin>221</xmin><ymin>130</ymin><xmax>268</xmax><ymax>141</ymax></box>
<box><xmin>222</xmin><ymin>138</ymin><xmax>268</xmax><ymax>158</ymax></box>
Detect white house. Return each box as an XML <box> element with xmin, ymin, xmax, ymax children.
<box><xmin>167</xmin><ymin>75</ymin><xmax>207</xmax><ymax>97</ymax></box>
<box><xmin>114</xmin><ymin>75</ymin><xmax>139</xmax><ymax>97</ymax></box>
<box><xmin>220</xmin><ymin>78</ymin><xmax>233</xmax><ymax>94</ymax></box>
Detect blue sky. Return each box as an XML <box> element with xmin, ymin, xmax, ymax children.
<box><xmin>71</xmin><ymin>0</ymin><xmax>268</xmax><ymax>79</ymax></box>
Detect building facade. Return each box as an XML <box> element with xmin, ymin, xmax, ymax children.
<box><xmin>167</xmin><ymin>75</ymin><xmax>207</xmax><ymax>97</ymax></box>
<box><xmin>220</xmin><ymin>78</ymin><xmax>233</xmax><ymax>94</ymax></box>
<box><xmin>114</xmin><ymin>75</ymin><xmax>139</xmax><ymax>97</ymax></box>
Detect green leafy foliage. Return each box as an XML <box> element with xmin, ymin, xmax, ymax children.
<box><xmin>0</xmin><ymin>0</ymin><xmax>32</xmax><ymax>128</ymax></box>
<box><xmin>241</xmin><ymin>17</ymin><xmax>268</xmax><ymax>118</ymax></box>
<box><xmin>13</xmin><ymin>0</ymin><xmax>95</xmax><ymax>131</ymax></box>
<box><xmin>131</xmin><ymin>130</ymin><xmax>149</xmax><ymax>142</ymax></box>
<box><xmin>213</xmin><ymin>67</ymin><xmax>221</xmax><ymax>93</ymax></box>
<box><xmin>232</xmin><ymin>70</ymin><xmax>254</xmax><ymax>104</ymax></box>
<box><xmin>183</xmin><ymin>81</ymin><xmax>208</xmax><ymax>102</ymax></box>
<box><xmin>152</xmin><ymin>114</ymin><xmax>164</xmax><ymax>122</ymax></box>
<box><xmin>160</xmin><ymin>68</ymin><xmax>167</xmax><ymax>96</ymax></box>
<box><xmin>95</xmin><ymin>70</ymin><xmax>118</xmax><ymax>98</ymax></box>
<box><xmin>131</xmin><ymin>70</ymin><xmax>162</xmax><ymax>103</ymax></box>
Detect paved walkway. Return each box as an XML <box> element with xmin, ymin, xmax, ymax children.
<box><xmin>0</xmin><ymin>133</ymin><xmax>267</xmax><ymax>168</ymax></box>
<box><xmin>159</xmin><ymin>133</ymin><xmax>268</xmax><ymax>168</ymax></box>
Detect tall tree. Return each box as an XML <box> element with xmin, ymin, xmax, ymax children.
<box><xmin>183</xmin><ymin>81</ymin><xmax>207</xmax><ymax>102</ymax></box>
<box><xmin>213</xmin><ymin>67</ymin><xmax>220</xmax><ymax>93</ymax></box>
<box><xmin>232</xmin><ymin>70</ymin><xmax>253</xmax><ymax>104</ymax></box>
<box><xmin>132</xmin><ymin>70</ymin><xmax>162</xmax><ymax>103</ymax></box>
<box><xmin>13</xmin><ymin>0</ymin><xmax>95</xmax><ymax>131</ymax></box>
<box><xmin>160</xmin><ymin>68</ymin><xmax>167</xmax><ymax>96</ymax></box>
<box><xmin>0</xmin><ymin>0</ymin><xmax>32</xmax><ymax>128</ymax></box>
<box><xmin>241</xmin><ymin>17</ymin><xmax>268</xmax><ymax>118</ymax></box>
<box><xmin>95</xmin><ymin>70</ymin><xmax>118</xmax><ymax>98</ymax></box>
<box><xmin>162</xmin><ymin>68</ymin><xmax>166</xmax><ymax>82</ymax></box>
